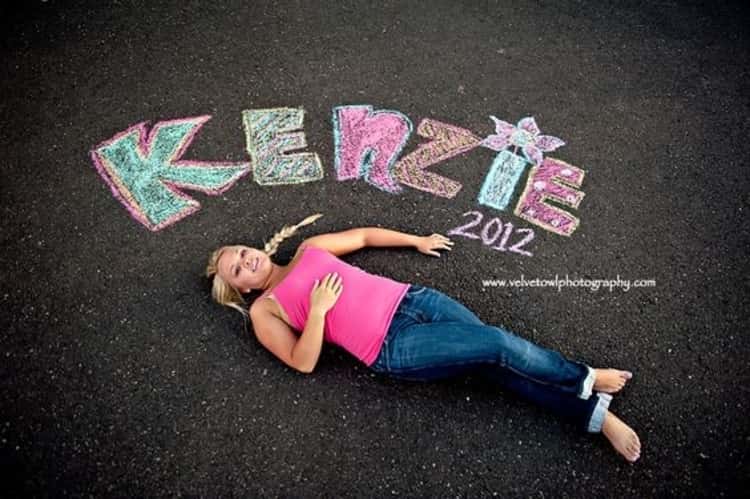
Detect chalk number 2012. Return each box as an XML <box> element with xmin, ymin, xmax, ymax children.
<box><xmin>448</xmin><ymin>211</ymin><xmax>534</xmax><ymax>257</ymax></box>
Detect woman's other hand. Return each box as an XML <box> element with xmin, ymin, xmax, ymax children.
<box><xmin>310</xmin><ymin>272</ymin><xmax>344</xmax><ymax>313</ymax></box>
<box><xmin>416</xmin><ymin>234</ymin><xmax>454</xmax><ymax>257</ymax></box>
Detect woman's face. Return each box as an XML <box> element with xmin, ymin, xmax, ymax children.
<box><xmin>216</xmin><ymin>245</ymin><xmax>270</xmax><ymax>293</ymax></box>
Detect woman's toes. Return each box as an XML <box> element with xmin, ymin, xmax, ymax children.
<box><xmin>603</xmin><ymin>412</ymin><xmax>642</xmax><ymax>462</ymax></box>
<box><xmin>629</xmin><ymin>438</ymin><xmax>641</xmax><ymax>459</ymax></box>
<box><xmin>594</xmin><ymin>369</ymin><xmax>633</xmax><ymax>393</ymax></box>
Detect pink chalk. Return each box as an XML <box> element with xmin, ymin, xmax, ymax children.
<box><xmin>394</xmin><ymin>118</ymin><xmax>480</xmax><ymax>198</ymax></box>
<box><xmin>514</xmin><ymin>157</ymin><xmax>585</xmax><ymax>236</ymax></box>
<box><xmin>333</xmin><ymin>105</ymin><xmax>412</xmax><ymax>193</ymax></box>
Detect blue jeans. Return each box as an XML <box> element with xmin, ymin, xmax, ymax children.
<box><xmin>370</xmin><ymin>285</ymin><xmax>612</xmax><ymax>433</ymax></box>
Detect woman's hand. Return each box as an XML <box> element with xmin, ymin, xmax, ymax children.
<box><xmin>415</xmin><ymin>234</ymin><xmax>454</xmax><ymax>257</ymax></box>
<box><xmin>310</xmin><ymin>272</ymin><xmax>344</xmax><ymax>313</ymax></box>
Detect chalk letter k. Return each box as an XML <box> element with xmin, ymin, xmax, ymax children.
<box><xmin>90</xmin><ymin>116</ymin><xmax>250</xmax><ymax>231</ymax></box>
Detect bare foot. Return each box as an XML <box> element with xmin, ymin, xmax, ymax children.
<box><xmin>593</xmin><ymin>368</ymin><xmax>633</xmax><ymax>394</ymax></box>
<box><xmin>602</xmin><ymin>411</ymin><xmax>641</xmax><ymax>462</ymax></box>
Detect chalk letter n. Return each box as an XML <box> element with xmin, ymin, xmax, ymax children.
<box><xmin>333</xmin><ymin>105</ymin><xmax>412</xmax><ymax>193</ymax></box>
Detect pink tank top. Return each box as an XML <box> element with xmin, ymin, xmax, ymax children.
<box><xmin>263</xmin><ymin>246</ymin><xmax>410</xmax><ymax>366</ymax></box>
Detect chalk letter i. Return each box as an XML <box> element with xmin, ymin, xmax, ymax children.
<box><xmin>477</xmin><ymin>150</ymin><xmax>530</xmax><ymax>211</ymax></box>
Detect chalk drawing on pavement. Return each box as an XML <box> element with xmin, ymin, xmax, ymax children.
<box><xmin>448</xmin><ymin>210</ymin><xmax>535</xmax><ymax>257</ymax></box>
<box><xmin>90</xmin><ymin>116</ymin><xmax>250</xmax><ymax>231</ymax></box>
<box><xmin>481</xmin><ymin>116</ymin><xmax>565</xmax><ymax>166</ymax></box>
<box><xmin>514</xmin><ymin>157</ymin><xmax>585</xmax><ymax>237</ymax></box>
<box><xmin>242</xmin><ymin>107</ymin><xmax>324</xmax><ymax>185</ymax></box>
<box><xmin>393</xmin><ymin>118</ymin><xmax>481</xmax><ymax>198</ymax></box>
<box><xmin>478</xmin><ymin>116</ymin><xmax>566</xmax><ymax>212</ymax></box>
<box><xmin>90</xmin><ymin>108</ymin><xmax>587</xmax><ymax>244</ymax></box>
<box><xmin>333</xmin><ymin>105</ymin><xmax>413</xmax><ymax>194</ymax></box>
<box><xmin>477</xmin><ymin>150</ymin><xmax>531</xmax><ymax>211</ymax></box>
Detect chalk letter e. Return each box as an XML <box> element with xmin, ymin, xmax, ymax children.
<box><xmin>243</xmin><ymin>107</ymin><xmax>324</xmax><ymax>185</ymax></box>
<box><xmin>514</xmin><ymin>157</ymin><xmax>585</xmax><ymax>236</ymax></box>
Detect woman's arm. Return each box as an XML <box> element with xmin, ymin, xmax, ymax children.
<box><xmin>294</xmin><ymin>273</ymin><xmax>343</xmax><ymax>373</ymax></box>
<box><xmin>362</xmin><ymin>227</ymin><xmax>420</xmax><ymax>248</ymax></box>
<box><xmin>302</xmin><ymin>227</ymin><xmax>452</xmax><ymax>257</ymax></box>
<box><xmin>363</xmin><ymin>228</ymin><xmax>453</xmax><ymax>257</ymax></box>
<box><xmin>291</xmin><ymin>307</ymin><xmax>326</xmax><ymax>374</ymax></box>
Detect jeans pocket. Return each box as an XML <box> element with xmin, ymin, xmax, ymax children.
<box><xmin>408</xmin><ymin>285</ymin><xmax>427</xmax><ymax>296</ymax></box>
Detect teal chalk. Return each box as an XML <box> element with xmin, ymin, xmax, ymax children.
<box><xmin>478</xmin><ymin>151</ymin><xmax>530</xmax><ymax>211</ymax></box>
<box><xmin>93</xmin><ymin>118</ymin><xmax>249</xmax><ymax>230</ymax></box>
<box><xmin>242</xmin><ymin>108</ymin><xmax>324</xmax><ymax>185</ymax></box>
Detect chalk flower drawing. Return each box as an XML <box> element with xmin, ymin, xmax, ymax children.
<box><xmin>481</xmin><ymin>116</ymin><xmax>565</xmax><ymax>166</ymax></box>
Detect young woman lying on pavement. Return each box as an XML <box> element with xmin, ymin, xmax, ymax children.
<box><xmin>205</xmin><ymin>213</ymin><xmax>641</xmax><ymax>462</ymax></box>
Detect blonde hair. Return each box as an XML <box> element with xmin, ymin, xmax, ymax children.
<box><xmin>205</xmin><ymin>213</ymin><xmax>324</xmax><ymax>317</ymax></box>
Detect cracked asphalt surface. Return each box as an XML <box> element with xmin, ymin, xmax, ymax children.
<box><xmin>1</xmin><ymin>1</ymin><xmax>748</xmax><ymax>497</ymax></box>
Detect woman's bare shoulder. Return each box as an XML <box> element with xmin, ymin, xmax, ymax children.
<box><xmin>250</xmin><ymin>293</ymin><xmax>272</xmax><ymax>313</ymax></box>
<box><xmin>249</xmin><ymin>245</ymin><xmax>309</xmax><ymax>320</ymax></box>
<box><xmin>292</xmin><ymin>242</ymin><xmax>320</xmax><ymax>260</ymax></box>
<box><xmin>292</xmin><ymin>243</ymin><xmax>307</xmax><ymax>259</ymax></box>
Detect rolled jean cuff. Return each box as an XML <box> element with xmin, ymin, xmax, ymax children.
<box><xmin>586</xmin><ymin>392</ymin><xmax>612</xmax><ymax>433</ymax></box>
<box><xmin>578</xmin><ymin>366</ymin><xmax>595</xmax><ymax>400</ymax></box>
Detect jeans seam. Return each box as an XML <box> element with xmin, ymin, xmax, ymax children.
<box><xmin>383</xmin><ymin>324</ymin><xmax>584</xmax><ymax>394</ymax></box>
<box><xmin>500</xmin><ymin>361</ymin><xmax>584</xmax><ymax>397</ymax></box>
<box><xmin>386</xmin><ymin>357</ymin><xmax>492</xmax><ymax>379</ymax></box>
<box><xmin>393</xmin><ymin>302</ymin><xmax>426</xmax><ymax>324</ymax></box>
<box><xmin>389</xmin><ymin>359</ymin><xmax>585</xmax><ymax>395</ymax></box>
<box><xmin>401</xmin><ymin>310</ymin><xmax>424</xmax><ymax>323</ymax></box>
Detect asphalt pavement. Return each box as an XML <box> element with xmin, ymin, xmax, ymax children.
<box><xmin>1</xmin><ymin>1</ymin><xmax>748</xmax><ymax>497</ymax></box>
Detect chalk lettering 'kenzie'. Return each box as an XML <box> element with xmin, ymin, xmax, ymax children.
<box><xmin>91</xmin><ymin>108</ymin><xmax>587</xmax><ymax>240</ymax></box>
